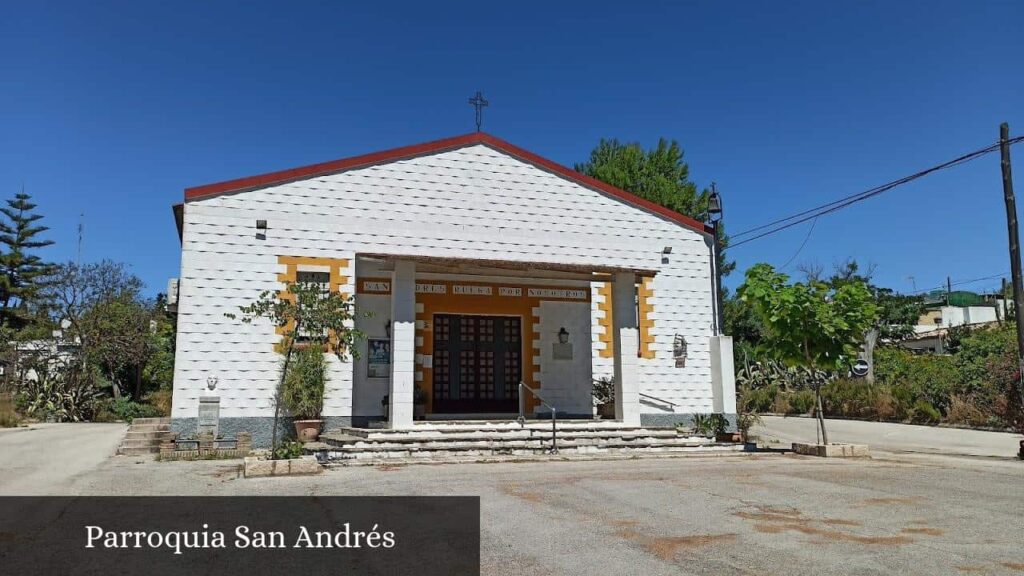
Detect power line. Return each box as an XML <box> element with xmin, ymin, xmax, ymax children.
<box><xmin>910</xmin><ymin>273</ymin><xmax>1007</xmax><ymax>294</ymax></box>
<box><xmin>779</xmin><ymin>216</ymin><xmax>818</xmax><ymax>270</ymax></box>
<box><xmin>730</xmin><ymin>136</ymin><xmax>1024</xmax><ymax>248</ymax></box>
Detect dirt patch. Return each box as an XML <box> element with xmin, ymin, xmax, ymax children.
<box><xmin>643</xmin><ymin>534</ymin><xmax>737</xmax><ymax>561</ymax></box>
<box><xmin>900</xmin><ymin>527</ymin><xmax>944</xmax><ymax>536</ymax></box>
<box><xmin>613</xmin><ymin>523</ymin><xmax>736</xmax><ymax>561</ymax></box>
<box><xmin>1001</xmin><ymin>563</ymin><xmax>1024</xmax><ymax>572</ymax></box>
<box><xmin>752</xmin><ymin>522</ymin><xmax>913</xmax><ymax>546</ymax></box>
<box><xmin>734</xmin><ymin>508</ymin><xmax>858</xmax><ymax>527</ymax></box>
<box><xmin>500</xmin><ymin>484</ymin><xmax>544</xmax><ymax>503</ymax></box>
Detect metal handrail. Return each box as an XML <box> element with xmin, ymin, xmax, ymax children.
<box><xmin>639</xmin><ymin>392</ymin><xmax>680</xmax><ymax>408</ymax></box>
<box><xmin>517</xmin><ymin>381</ymin><xmax>558</xmax><ymax>454</ymax></box>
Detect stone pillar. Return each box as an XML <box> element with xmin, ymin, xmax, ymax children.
<box><xmin>710</xmin><ymin>335</ymin><xmax>737</xmax><ymax>415</ymax></box>
<box><xmin>389</xmin><ymin>260</ymin><xmax>416</xmax><ymax>429</ymax></box>
<box><xmin>611</xmin><ymin>272</ymin><xmax>641</xmax><ymax>426</ymax></box>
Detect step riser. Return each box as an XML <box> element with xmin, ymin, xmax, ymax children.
<box><xmin>323</xmin><ymin>445</ymin><xmax>743</xmax><ymax>461</ymax></box>
<box><xmin>119</xmin><ymin>447</ymin><xmax>161</xmax><ymax>455</ymax></box>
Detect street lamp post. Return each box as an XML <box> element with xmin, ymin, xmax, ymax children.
<box><xmin>707</xmin><ymin>184</ymin><xmax>724</xmax><ymax>335</ymax></box>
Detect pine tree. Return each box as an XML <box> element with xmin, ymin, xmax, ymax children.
<box><xmin>0</xmin><ymin>192</ymin><xmax>54</xmax><ymax>329</ymax></box>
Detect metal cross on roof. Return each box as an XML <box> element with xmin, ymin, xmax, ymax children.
<box><xmin>468</xmin><ymin>91</ymin><xmax>489</xmax><ymax>132</ymax></box>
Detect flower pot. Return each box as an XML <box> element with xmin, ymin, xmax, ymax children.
<box><xmin>293</xmin><ymin>420</ymin><xmax>323</xmax><ymax>442</ymax></box>
<box><xmin>597</xmin><ymin>402</ymin><xmax>616</xmax><ymax>419</ymax></box>
<box><xmin>716</xmin><ymin>432</ymin><xmax>742</xmax><ymax>443</ymax></box>
<box><xmin>1019</xmin><ymin>439</ymin><xmax>1024</xmax><ymax>460</ymax></box>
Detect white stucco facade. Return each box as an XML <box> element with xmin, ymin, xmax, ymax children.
<box><xmin>170</xmin><ymin>134</ymin><xmax>734</xmax><ymax>438</ymax></box>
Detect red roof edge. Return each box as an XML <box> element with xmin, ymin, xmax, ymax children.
<box><xmin>183</xmin><ymin>132</ymin><xmax>712</xmax><ymax>235</ymax></box>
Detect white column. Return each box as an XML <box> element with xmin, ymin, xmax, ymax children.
<box><xmin>711</xmin><ymin>335</ymin><xmax>737</xmax><ymax>415</ymax></box>
<box><xmin>389</xmin><ymin>260</ymin><xmax>416</xmax><ymax>429</ymax></box>
<box><xmin>611</xmin><ymin>272</ymin><xmax>641</xmax><ymax>426</ymax></box>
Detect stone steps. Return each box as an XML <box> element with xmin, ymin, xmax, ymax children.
<box><xmin>311</xmin><ymin>423</ymin><xmax>740</xmax><ymax>464</ymax></box>
<box><xmin>323</xmin><ymin>449</ymin><xmax>754</xmax><ymax>467</ymax></box>
<box><xmin>117</xmin><ymin>417</ymin><xmax>171</xmax><ymax>455</ymax></box>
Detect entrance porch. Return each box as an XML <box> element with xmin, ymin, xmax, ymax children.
<box><xmin>350</xmin><ymin>254</ymin><xmax>652</xmax><ymax>429</ymax></box>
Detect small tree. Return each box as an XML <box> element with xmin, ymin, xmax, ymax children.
<box><xmin>227</xmin><ymin>281</ymin><xmax>364</xmax><ymax>456</ymax></box>
<box><xmin>738</xmin><ymin>264</ymin><xmax>878</xmax><ymax>443</ymax></box>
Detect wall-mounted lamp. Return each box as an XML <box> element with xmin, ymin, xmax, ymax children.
<box><xmin>673</xmin><ymin>335</ymin><xmax>688</xmax><ymax>368</ymax></box>
<box><xmin>662</xmin><ymin>246</ymin><xmax>673</xmax><ymax>254</ymax></box>
<box><xmin>256</xmin><ymin>220</ymin><xmax>268</xmax><ymax>230</ymax></box>
<box><xmin>255</xmin><ymin>219</ymin><xmax>267</xmax><ymax>240</ymax></box>
<box><xmin>558</xmin><ymin>327</ymin><xmax>570</xmax><ymax>344</ymax></box>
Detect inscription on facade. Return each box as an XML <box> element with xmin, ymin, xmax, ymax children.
<box><xmin>527</xmin><ymin>288</ymin><xmax>588</xmax><ymax>300</ymax></box>
<box><xmin>498</xmin><ymin>287</ymin><xmax>522</xmax><ymax>297</ymax></box>
<box><xmin>362</xmin><ymin>281</ymin><xmax>390</xmax><ymax>293</ymax></box>
<box><xmin>453</xmin><ymin>285</ymin><xmax>492</xmax><ymax>296</ymax></box>
<box><xmin>415</xmin><ymin>283</ymin><xmax>447</xmax><ymax>294</ymax></box>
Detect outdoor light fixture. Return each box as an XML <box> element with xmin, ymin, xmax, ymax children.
<box><xmin>707</xmin><ymin>187</ymin><xmax>723</xmax><ymax>223</ymax></box>
<box><xmin>558</xmin><ymin>327</ymin><xmax>570</xmax><ymax>344</ymax></box>
<box><xmin>662</xmin><ymin>246</ymin><xmax>673</xmax><ymax>254</ymax></box>
<box><xmin>256</xmin><ymin>219</ymin><xmax>267</xmax><ymax>230</ymax></box>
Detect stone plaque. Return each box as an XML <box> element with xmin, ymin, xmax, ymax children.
<box><xmin>197</xmin><ymin>396</ymin><xmax>220</xmax><ymax>437</ymax></box>
<box><xmin>552</xmin><ymin>342</ymin><xmax>573</xmax><ymax>361</ymax></box>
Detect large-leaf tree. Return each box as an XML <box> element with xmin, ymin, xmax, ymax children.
<box><xmin>576</xmin><ymin>138</ymin><xmax>734</xmax><ymax>277</ymax></box>
<box><xmin>738</xmin><ymin>263</ymin><xmax>878</xmax><ymax>443</ymax></box>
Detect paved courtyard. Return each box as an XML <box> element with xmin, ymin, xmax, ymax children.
<box><xmin>2</xmin><ymin>422</ymin><xmax>1024</xmax><ymax>575</ymax></box>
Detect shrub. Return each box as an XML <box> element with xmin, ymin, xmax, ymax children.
<box><xmin>740</xmin><ymin>384</ymin><xmax>777</xmax><ymax>413</ymax></box>
<box><xmin>281</xmin><ymin>344</ymin><xmax>327</xmax><ymax>420</ymax></box>
<box><xmin>144</xmin><ymin>389</ymin><xmax>172</xmax><ymax>416</ymax></box>
<box><xmin>911</xmin><ymin>399</ymin><xmax>941</xmax><ymax>424</ymax></box>
<box><xmin>737</xmin><ymin>412</ymin><xmax>762</xmax><ymax>443</ymax></box>
<box><xmin>94</xmin><ymin>397</ymin><xmax>163</xmax><ymax>423</ymax></box>
<box><xmin>0</xmin><ymin>393</ymin><xmax>21</xmax><ymax>428</ymax></box>
<box><xmin>787</xmin><ymin>390</ymin><xmax>816</xmax><ymax>415</ymax></box>
<box><xmin>591</xmin><ymin>376</ymin><xmax>614</xmax><ymax>405</ymax></box>
<box><xmin>272</xmin><ymin>440</ymin><xmax>304</xmax><ymax>460</ymax></box>
<box><xmin>944</xmin><ymin>395</ymin><xmax>987</xmax><ymax>427</ymax></box>
<box><xmin>17</xmin><ymin>369</ymin><xmax>102</xmax><ymax>422</ymax></box>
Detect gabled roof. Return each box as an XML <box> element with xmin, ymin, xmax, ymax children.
<box><xmin>181</xmin><ymin>132</ymin><xmax>711</xmax><ymax>235</ymax></box>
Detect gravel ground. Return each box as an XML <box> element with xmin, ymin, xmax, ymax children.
<box><xmin>3</xmin><ymin>423</ymin><xmax>1024</xmax><ymax>575</ymax></box>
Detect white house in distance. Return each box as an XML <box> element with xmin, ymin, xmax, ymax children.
<box><xmin>170</xmin><ymin>132</ymin><xmax>736</xmax><ymax>445</ymax></box>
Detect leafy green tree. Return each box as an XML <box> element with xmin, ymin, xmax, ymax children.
<box><xmin>41</xmin><ymin>261</ymin><xmax>145</xmax><ymax>398</ymax></box>
<box><xmin>80</xmin><ymin>295</ymin><xmax>156</xmax><ymax>400</ymax></box>
<box><xmin>576</xmin><ymin>138</ymin><xmax>734</xmax><ymax>277</ymax></box>
<box><xmin>227</xmin><ymin>281</ymin><xmax>365</xmax><ymax>456</ymax></box>
<box><xmin>0</xmin><ymin>192</ymin><xmax>54</xmax><ymax>330</ymax></box>
<box><xmin>738</xmin><ymin>263</ymin><xmax>878</xmax><ymax>443</ymax></box>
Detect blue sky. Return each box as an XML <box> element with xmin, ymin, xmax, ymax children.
<box><xmin>2</xmin><ymin>1</ymin><xmax>1022</xmax><ymax>296</ymax></box>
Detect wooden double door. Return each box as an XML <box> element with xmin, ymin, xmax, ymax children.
<box><xmin>432</xmin><ymin>314</ymin><xmax>522</xmax><ymax>414</ymax></box>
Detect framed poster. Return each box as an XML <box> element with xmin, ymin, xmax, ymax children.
<box><xmin>367</xmin><ymin>338</ymin><xmax>391</xmax><ymax>378</ymax></box>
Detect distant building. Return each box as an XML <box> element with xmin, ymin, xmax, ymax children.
<box><xmin>902</xmin><ymin>291</ymin><xmax>1010</xmax><ymax>354</ymax></box>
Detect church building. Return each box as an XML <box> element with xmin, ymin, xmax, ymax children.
<box><xmin>170</xmin><ymin>132</ymin><xmax>736</xmax><ymax>445</ymax></box>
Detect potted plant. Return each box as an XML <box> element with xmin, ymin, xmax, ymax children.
<box><xmin>592</xmin><ymin>377</ymin><xmax>615</xmax><ymax>419</ymax></box>
<box><xmin>282</xmin><ymin>344</ymin><xmax>328</xmax><ymax>442</ymax></box>
<box><xmin>414</xmin><ymin>387</ymin><xmax>428</xmax><ymax>420</ymax></box>
<box><xmin>737</xmin><ymin>412</ymin><xmax>762</xmax><ymax>449</ymax></box>
<box><xmin>690</xmin><ymin>414</ymin><xmax>715</xmax><ymax>438</ymax></box>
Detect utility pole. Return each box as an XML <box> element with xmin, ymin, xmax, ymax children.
<box><xmin>998</xmin><ymin>122</ymin><xmax>1024</xmax><ymax>418</ymax></box>
<box><xmin>946</xmin><ymin>276</ymin><xmax>952</xmax><ymax>304</ymax></box>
